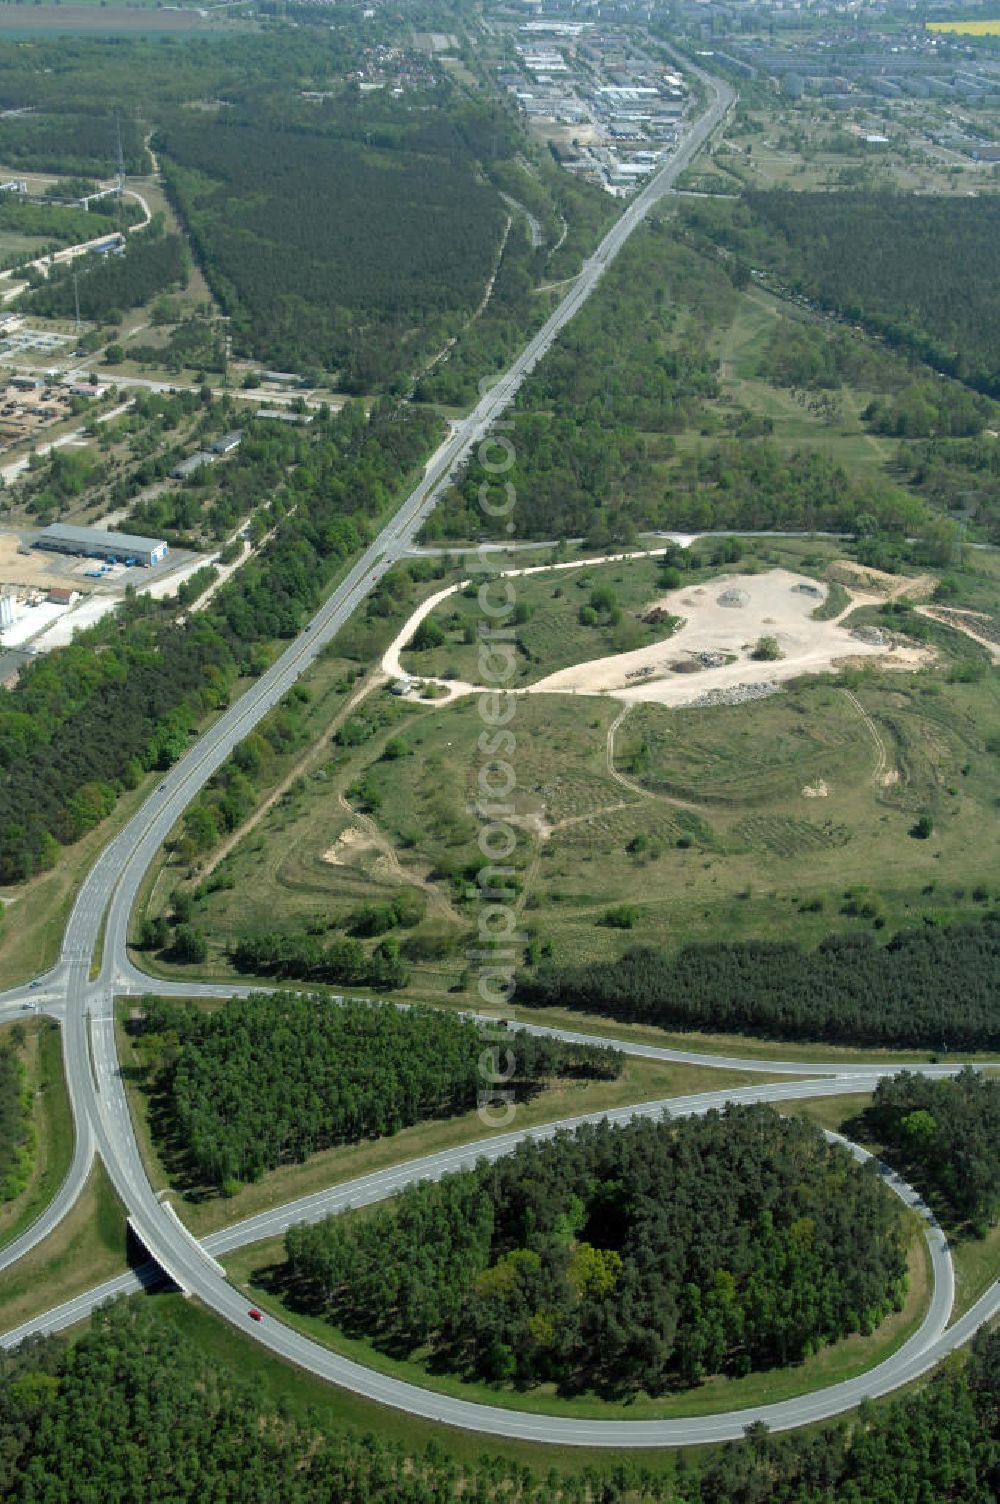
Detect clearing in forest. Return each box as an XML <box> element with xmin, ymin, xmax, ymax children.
<box><xmin>530</xmin><ymin>568</ymin><xmax>930</xmax><ymax>705</ymax></box>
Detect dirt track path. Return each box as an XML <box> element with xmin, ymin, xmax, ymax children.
<box><xmin>605</xmin><ymin>705</ymin><xmax>705</xmax><ymax>813</ymax></box>
<box><xmin>197</xmin><ymin>669</ymin><xmax>385</xmax><ymax>882</ymax></box>
<box><xmin>552</xmin><ymin>800</ymin><xmax>636</xmax><ymax>832</ymax></box>
<box><xmin>916</xmin><ymin>605</ymin><xmax>1000</xmax><ymax>664</ymax></box>
<box><xmin>334</xmin><ymin>794</ymin><xmax>459</xmax><ymax>924</ymax></box>
<box><xmin>606</xmin><ymin>706</ymin><xmax>654</xmax><ymax>800</ymax></box>
<box><xmin>841</xmin><ymin>687</ymin><xmax>891</xmax><ymax>787</ymax></box>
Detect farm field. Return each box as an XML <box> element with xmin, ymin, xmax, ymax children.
<box><xmin>927</xmin><ymin>19</ymin><xmax>1000</xmax><ymax>35</ymax></box>
<box><xmin>0</xmin><ymin>6</ymin><xmax>241</xmax><ymax>33</ymax></box>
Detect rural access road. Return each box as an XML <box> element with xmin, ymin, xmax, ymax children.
<box><xmin>1</xmin><ymin>61</ymin><xmax>998</xmax><ymax>1445</ymax></box>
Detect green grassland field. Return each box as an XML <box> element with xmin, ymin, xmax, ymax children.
<box><xmin>140</xmin><ymin>544</ymin><xmax>1000</xmax><ymax>999</ymax></box>
<box><xmin>130</xmin><ymin>178</ymin><xmax>1000</xmax><ymax>1008</ymax></box>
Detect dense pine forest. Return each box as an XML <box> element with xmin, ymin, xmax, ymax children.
<box><xmin>1</xmin><ymin>1300</ymin><xmax>997</xmax><ymax>1503</ymax></box>
<box><xmin>0</xmin><ymin>32</ymin><xmax>367</xmax><ymax>166</ymax></box>
<box><xmin>862</xmin><ymin>1068</ymin><xmax>1000</xmax><ymax>1233</ymax></box>
<box><xmin>133</xmin><ymin>994</ymin><xmax>620</xmax><ymax>1189</ymax></box>
<box><xmin>22</xmin><ymin>225</ymin><xmax>189</xmax><ymax>322</ymax></box>
<box><xmin>681</xmin><ymin>191</ymin><xmax>1000</xmax><ymax>396</ymax></box>
<box><xmin>285</xmin><ymin>1109</ymin><xmax>907</xmax><ymax>1395</ymax></box>
<box><xmin>520</xmin><ymin>923</ymin><xmax>1000</xmax><ymax>1051</ymax></box>
<box><xmin>158</xmin><ymin>94</ymin><xmax>514</xmax><ymax>387</ymax></box>
<box><xmin>0</xmin><ymin>399</ymin><xmax>441</xmax><ymax>884</ymax></box>
<box><xmin>0</xmin><ymin>32</ymin><xmax>547</xmax><ymax>390</ymax></box>
<box><xmin>225</xmin><ymin>930</ymin><xmax>415</xmax><ymax>991</ymax></box>
<box><xmin>0</xmin><ymin>111</ymin><xmax>149</xmax><ymax>177</ymax></box>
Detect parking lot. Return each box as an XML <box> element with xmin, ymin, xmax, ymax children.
<box><xmin>0</xmin><ymin>326</ymin><xmax>72</xmax><ymax>361</ymax></box>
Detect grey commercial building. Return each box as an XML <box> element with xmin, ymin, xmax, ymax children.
<box><xmin>35</xmin><ymin>523</ymin><xmax>168</xmax><ymax>567</ymax></box>
<box><xmin>255</xmin><ymin>409</ymin><xmax>314</xmax><ymax>424</ymax></box>
<box><xmin>170</xmin><ymin>452</ymin><xmax>213</xmax><ymax>481</ymax></box>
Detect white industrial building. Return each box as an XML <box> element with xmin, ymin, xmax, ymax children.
<box><xmin>35</xmin><ymin>523</ymin><xmax>168</xmax><ymax>568</ymax></box>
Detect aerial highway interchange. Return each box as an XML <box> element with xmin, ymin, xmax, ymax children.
<box><xmin>1</xmin><ymin>61</ymin><xmax>998</xmax><ymax>1449</ymax></box>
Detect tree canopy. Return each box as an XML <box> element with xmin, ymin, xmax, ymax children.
<box><xmin>682</xmin><ymin>190</ymin><xmax>1000</xmax><ymax>396</ymax></box>
<box><xmin>0</xmin><ymin>397</ymin><xmax>441</xmax><ymax>885</ymax></box>
<box><xmin>2</xmin><ymin>1298</ymin><xmax>998</xmax><ymax>1502</ymax></box>
<box><xmin>158</xmin><ymin>96</ymin><xmax>511</xmax><ymax>387</ymax></box>
<box><xmin>0</xmin><ymin>1037</ymin><xmax>32</xmax><ymax>1205</ymax></box>
<box><xmin>520</xmin><ymin>924</ymin><xmax>1000</xmax><ymax>1051</ymax></box>
<box><xmin>863</xmin><ymin>1067</ymin><xmax>1000</xmax><ymax>1233</ymax></box>
<box><xmin>286</xmin><ymin>1108</ymin><xmax>906</xmax><ymax>1395</ymax></box>
<box><xmin>134</xmin><ymin>993</ymin><xmax>620</xmax><ymax>1189</ymax></box>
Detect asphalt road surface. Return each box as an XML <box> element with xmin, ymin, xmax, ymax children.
<box><xmin>2</xmin><ymin>1075</ymin><xmax>990</xmax><ymax>1446</ymax></box>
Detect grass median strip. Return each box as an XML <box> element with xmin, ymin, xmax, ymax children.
<box><xmin>0</xmin><ymin>1019</ymin><xmax>73</xmax><ymax>1254</ymax></box>
<box><xmin>0</xmin><ymin>1160</ymin><xmax>127</xmax><ymax>1332</ymax></box>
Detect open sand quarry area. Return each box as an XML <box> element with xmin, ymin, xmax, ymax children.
<box><xmin>384</xmin><ymin>561</ymin><xmax>932</xmax><ymax>709</ymax></box>
<box><xmin>531</xmin><ymin>569</ymin><xmax>928</xmax><ymax>706</ymax></box>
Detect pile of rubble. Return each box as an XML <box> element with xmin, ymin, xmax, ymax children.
<box><xmin>851</xmin><ymin>625</ymin><xmax>888</xmax><ymax>647</ymax></box>
<box><xmin>688</xmin><ymin>681</ymin><xmax>779</xmax><ymax>709</ymax></box>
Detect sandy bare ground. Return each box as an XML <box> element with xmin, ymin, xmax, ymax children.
<box><xmin>529</xmin><ymin>570</ymin><xmax>931</xmax><ymax>706</ymax></box>
<box><xmin>828</xmin><ymin>559</ymin><xmax>937</xmax><ymax>603</ymax></box>
<box><xmin>323</xmin><ymin>825</ymin><xmax>372</xmax><ymax>866</ymax></box>
<box><xmin>323</xmin><ymin>795</ymin><xmax>459</xmax><ymax>923</ymax></box>
<box><xmin>916</xmin><ymin>605</ymin><xmax>1000</xmax><ymax>664</ymax></box>
<box><xmin>383</xmin><ymin>562</ymin><xmax>933</xmax><ymax>709</ymax></box>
